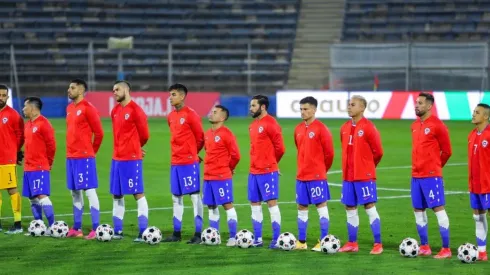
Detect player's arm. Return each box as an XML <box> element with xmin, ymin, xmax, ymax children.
<box><xmin>294</xmin><ymin>126</ymin><xmax>298</xmax><ymax>149</ymax></box>
<box><xmin>226</xmin><ymin>132</ymin><xmax>241</xmax><ymax>172</ymax></box>
<box><xmin>436</xmin><ymin>123</ymin><xmax>452</xmax><ymax>167</ymax></box>
<box><xmin>367</xmin><ymin>124</ymin><xmax>383</xmax><ymax>167</ymax></box>
<box><xmin>42</xmin><ymin>122</ymin><xmax>56</xmax><ymax>168</ymax></box>
<box><xmin>267</xmin><ymin>122</ymin><xmax>286</xmax><ymax>163</ymax></box>
<box><xmin>189</xmin><ymin>112</ymin><xmax>205</xmax><ymax>153</ymax></box>
<box><xmin>86</xmin><ymin>105</ymin><xmax>104</xmax><ymax>154</ymax></box>
<box><xmin>14</xmin><ymin>113</ymin><xmax>25</xmax><ymax>164</ymax></box>
<box><xmin>320</xmin><ymin>125</ymin><xmax>334</xmax><ymax>171</ymax></box>
<box><xmin>134</xmin><ymin>107</ymin><xmax>150</xmax><ymax>147</ymax></box>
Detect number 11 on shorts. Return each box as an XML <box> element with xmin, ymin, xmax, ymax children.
<box><xmin>361</xmin><ymin>186</ymin><xmax>370</xmax><ymax>197</ymax></box>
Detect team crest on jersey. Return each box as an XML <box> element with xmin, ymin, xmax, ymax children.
<box><xmin>308</xmin><ymin>132</ymin><xmax>315</xmax><ymax>138</ymax></box>
<box><xmin>358</xmin><ymin>130</ymin><xmax>364</xmax><ymax>137</ymax></box>
<box><xmin>32</xmin><ymin>127</ymin><xmax>38</xmax><ymax>133</ymax></box>
<box><xmin>483</xmin><ymin>140</ymin><xmax>488</xmax><ymax>148</ymax></box>
<box><xmin>2</xmin><ymin>117</ymin><xmax>7</xmax><ymax>124</ymax></box>
<box><xmin>180</xmin><ymin>118</ymin><xmax>185</xmax><ymax>124</ymax></box>
<box><xmin>76</xmin><ymin>110</ymin><xmax>82</xmax><ymax>116</ymax></box>
<box><xmin>424</xmin><ymin>128</ymin><xmax>430</xmax><ymax>135</ymax></box>
<box><xmin>124</xmin><ymin>114</ymin><xmax>130</xmax><ymax>120</ymax></box>
<box><xmin>214</xmin><ymin>136</ymin><xmax>221</xmax><ymax>142</ymax></box>
<box><xmin>258</xmin><ymin>126</ymin><xmax>264</xmax><ymax>133</ymax></box>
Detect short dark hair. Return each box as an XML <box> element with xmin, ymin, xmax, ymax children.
<box><xmin>299</xmin><ymin>96</ymin><xmax>318</xmax><ymax>108</ymax></box>
<box><xmin>215</xmin><ymin>104</ymin><xmax>230</xmax><ymax>121</ymax></box>
<box><xmin>477</xmin><ymin>103</ymin><xmax>490</xmax><ymax>116</ymax></box>
<box><xmin>114</xmin><ymin>80</ymin><xmax>132</xmax><ymax>91</ymax></box>
<box><xmin>71</xmin><ymin>79</ymin><xmax>88</xmax><ymax>91</ymax></box>
<box><xmin>168</xmin><ymin>83</ymin><xmax>188</xmax><ymax>96</ymax></box>
<box><xmin>24</xmin><ymin>96</ymin><xmax>43</xmax><ymax>111</ymax></box>
<box><xmin>0</xmin><ymin>84</ymin><xmax>9</xmax><ymax>92</ymax></box>
<box><xmin>252</xmin><ymin>94</ymin><xmax>269</xmax><ymax>110</ymax></box>
<box><xmin>418</xmin><ymin>92</ymin><xmax>434</xmax><ymax>105</ymax></box>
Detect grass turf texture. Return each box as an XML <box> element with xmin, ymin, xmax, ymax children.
<box><xmin>0</xmin><ymin>118</ymin><xmax>485</xmax><ymax>274</ymax></box>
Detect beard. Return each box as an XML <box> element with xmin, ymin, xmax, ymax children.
<box><xmin>251</xmin><ymin>109</ymin><xmax>262</xmax><ymax>118</ymax></box>
<box><xmin>116</xmin><ymin>94</ymin><xmax>126</xmax><ymax>103</ymax></box>
<box><xmin>415</xmin><ymin>109</ymin><xmax>425</xmax><ymax>117</ymax></box>
<box><xmin>0</xmin><ymin>100</ymin><xmax>5</xmax><ymax>109</ymax></box>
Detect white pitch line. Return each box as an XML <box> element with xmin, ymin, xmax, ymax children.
<box><xmin>0</xmin><ymin>192</ymin><xmax>468</xmax><ymax>221</ymax></box>
<box><xmin>327</xmin><ymin>162</ymin><xmax>467</xmax><ymax>175</ymax></box>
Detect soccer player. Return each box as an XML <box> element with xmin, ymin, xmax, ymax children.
<box><xmin>338</xmin><ymin>95</ymin><xmax>384</xmax><ymax>254</ymax></box>
<box><xmin>468</xmin><ymin>103</ymin><xmax>490</xmax><ymax>261</ymax></box>
<box><xmin>293</xmin><ymin>97</ymin><xmax>334</xmax><ymax>252</ymax></box>
<box><xmin>22</xmin><ymin>97</ymin><xmax>56</xmax><ymax>230</ymax></box>
<box><xmin>248</xmin><ymin>95</ymin><xmax>285</xmax><ymax>248</ymax></box>
<box><xmin>65</xmin><ymin>79</ymin><xmax>104</xmax><ymax>240</ymax></box>
<box><xmin>164</xmin><ymin>83</ymin><xmax>205</xmax><ymax>244</ymax></box>
<box><xmin>202</xmin><ymin>105</ymin><xmax>240</xmax><ymax>246</ymax></box>
<box><xmin>411</xmin><ymin>92</ymin><xmax>452</xmax><ymax>259</ymax></box>
<box><xmin>0</xmin><ymin>84</ymin><xmax>24</xmax><ymax>234</ymax></box>
<box><xmin>110</xmin><ymin>80</ymin><xmax>150</xmax><ymax>242</ymax></box>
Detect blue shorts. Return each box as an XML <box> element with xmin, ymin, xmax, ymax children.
<box><xmin>66</xmin><ymin>158</ymin><xmax>98</xmax><ymax>190</ymax></box>
<box><xmin>170</xmin><ymin>162</ymin><xmax>200</xmax><ymax>196</ymax></box>
<box><xmin>296</xmin><ymin>180</ymin><xmax>330</xmax><ymax>205</ymax></box>
<box><xmin>110</xmin><ymin>160</ymin><xmax>144</xmax><ymax>196</ymax></box>
<box><xmin>22</xmin><ymin>171</ymin><xmax>51</xmax><ymax>198</ymax></box>
<box><xmin>341</xmin><ymin>180</ymin><xmax>378</xmax><ymax>206</ymax></box>
<box><xmin>203</xmin><ymin>179</ymin><xmax>234</xmax><ymax>206</ymax></box>
<box><xmin>248</xmin><ymin>172</ymin><xmax>279</xmax><ymax>203</ymax></box>
<box><xmin>411</xmin><ymin>177</ymin><xmax>445</xmax><ymax>209</ymax></box>
<box><xmin>470</xmin><ymin>193</ymin><xmax>490</xmax><ymax>210</ymax></box>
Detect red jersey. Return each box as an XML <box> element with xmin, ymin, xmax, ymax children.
<box><xmin>468</xmin><ymin>126</ymin><xmax>490</xmax><ymax>194</ymax></box>
<box><xmin>66</xmin><ymin>99</ymin><xmax>104</xmax><ymax>158</ymax></box>
<box><xmin>203</xmin><ymin>126</ymin><xmax>240</xmax><ymax>180</ymax></box>
<box><xmin>168</xmin><ymin>106</ymin><xmax>204</xmax><ymax>165</ymax></box>
<box><xmin>111</xmin><ymin>100</ymin><xmax>149</xmax><ymax>161</ymax></box>
<box><xmin>340</xmin><ymin>117</ymin><xmax>383</xmax><ymax>181</ymax></box>
<box><xmin>0</xmin><ymin>106</ymin><xmax>24</xmax><ymax>165</ymax></box>
<box><xmin>411</xmin><ymin>115</ymin><xmax>452</xmax><ymax>178</ymax></box>
<box><xmin>24</xmin><ymin>115</ymin><xmax>56</xmax><ymax>171</ymax></box>
<box><xmin>249</xmin><ymin>115</ymin><xmax>285</xmax><ymax>174</ymax></box>
<box><xmin>294</xmin><ymin>119</ymin><xmax>334</xmax><ymax>181</ymax></box>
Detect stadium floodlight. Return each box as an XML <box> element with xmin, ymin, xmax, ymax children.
<box><xmin>107</xmin><ymin>36</ymin><xmax>134</xmax><ymax>81</ymax></box>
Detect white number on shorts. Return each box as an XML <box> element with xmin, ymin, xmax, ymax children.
<box><xmin>78</xmin><ymin>173</ymin><xmax>84</xmax><ymax>183</ymax></box>
<box><xmin>474</xmin><ymin>144</ymin><xmax>478</xmax><ymax>154</ymax></box>
<box><xmin>128</xmin><ymin>179</ymin><xmax>134</xmax><ymax>188</ymax></box>
<box><xmin>265</xmin><ymin>183</ymin><xmax>270</xmax><ymax>193</ymax></box>
<box><xmin>219</xmin><ymin>188</ymin><xmax>225</xmax><ymax>197</ymax></box>
<box><xmin>310</xmin><ymin>187</ymin><xmax>322</xmax><ymax>198</ymax></box>
<box><xmin>486</xmin><ymin>194</ymin><xmax>488</xmax><ymax>202</ymax></box>
<box><xmin>183</xmin><ymin>176</ymin><xmax>193</xmax><ymax>187</ymax></box>
<box><xmin>361</xmin><ymin>186</ymin><xmax>371</xmax><ymax>197</ymax></box>
<box><xmin>33</xmin><ymin>179</ymin><xmax>41</xmax><ymax>189</ymax></box>
<box><xmin>429</xmin><ymin>190</ymin><xmax>435</xmax><ymax>200</ymax></box>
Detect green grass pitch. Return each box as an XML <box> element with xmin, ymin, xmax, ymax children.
<box><xmin>0</xmin><ymin>118</ymin><xmax>486</xmax><ymax>274</ymax></box>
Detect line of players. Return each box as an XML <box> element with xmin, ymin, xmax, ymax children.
<box><xmin>0</xmin><ymin>81</ymin><xmax>489</xmax><ymax>259</ymax></box>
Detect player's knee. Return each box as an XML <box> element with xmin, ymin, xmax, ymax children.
<box><xmin>315</xmin><ymin>202</ymin><xmax>327</xmax><ymax>209</ymax></box>
<box><xmin>134</xmin><ymin>193</ymin><xmax>144</xmax><ymax>200</ymax></box>
<box><xmin>297</xmin><ymin>204</ymin><xmax>308</xmax><ymax>210</ymax></box>
<box><xmin>345</xmin><ymin>205</ymin><xmax>357</xmax><ymax>211</ymax></box>
<box><xmin>223</xmin><ymin>203</ymin><xmax>233</xmax><ymax>210</ymax></box>
<box><xmin>113</xmin><ymin>195</ymin><xmax>123</xmax><ymax>200</ymax></box>
<box><xmin>266</xmin><ymin>199</ymin><xmax>277</xmax><ymax>207</ymax></box>
<box><xmin>364</xmin><ymin>202</ymin><xmax>375</xmax><ymax>209</ymax></box>
<box><xmin>172</xmin><ymin>195</ymin><xmax>183</xmax><ymax>205</ymax></box>
<box><xmin>7</xmin><ymin>188</ymin><xmax>17</xmax><ymax>195</ymax></box>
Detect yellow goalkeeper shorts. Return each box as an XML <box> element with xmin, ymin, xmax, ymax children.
<box><xmin>0</xmin><ymin>164</ymin><xmax>17</xmax><ymax>189</ymax></box>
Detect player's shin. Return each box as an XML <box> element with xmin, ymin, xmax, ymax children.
<box><xmin>269</xmin><ymin>205</ymin><xmax>281</xmax><ymax>241</ymax></box>
<box><xmin>297</xmin><ymin>210</ymin><xmax>309</xmax><ymax>242</ymax></box>
<box><xmin>190</xmin><ymin>193</ymin><xmax>203</xmax><ymax>235</ymax></box>
<box><xmin>414</xmin><ymin>211</ymin><xmax>429</xmax><ymax>245</ymax></box>
<box><xmin>318</xmin><ymin>206</ymin><xmax>330</xmax><ymax>239</ymax></box>
<box><xmin>85</xmin><ymin>189</ymin><xmax>100</xmax><ymax>230</ymax></box>
<box><xmin>346</xmin><ymin>209</ymin><xmax>359</xmax><ymax>242</ymax></box>
<box><xmin>435</xmin><ymin>210</ymin><xmax>450</xmax><ymax>248</ymax></box>
<box><xmin>251</xmin><ymin>205</ymin><xmax>263</xmax><ymax>242</ymax></box>
<box><xmin>208</xmin><ymin>207</ymin><xmax>220</xmax><ymax>230</ymax></box>
<box><xmin>39</xmin><ymin>197</ymin><xmax>55</xmax><ymax>226</ymax></box>
<box><xmin>30</xmin><ymin>198</ymin><xmax>42</xmax><ymax>220</ymax></box>
<box><xmin>112</xmin><ymin>198</ymin><xmax>125</xmax><ymax>234</ymax></box>
<box><xmin>226</xmin><ymin>207</ymin><xmax>238</xmax><ymax>238</ymax></box>
<box><xmin>10</xmin><ymin>192</ymin><xmax>21</xmax><ymax>224</ymax></box>
<box><xmin>172</xmin><ymin>195</ymin><xmax>183</xmax><ymax>234</ymax></box>
<box><xmin>71</xmin><ymin>190</ymin><xmax>84</xmax><ymax>230</ymax></box>
<box><xmin>137</xmin><ymin>196</ymin><xmax>149</xmax><ymax>235</ymax></box>
<box><xmin>366</xmin><ymin>206</ymin><xmax>381</xmax><ymax>243</ymax></box>
<box><xmin>474</xmin><ymin>214</ymin><xmax>487</xmax><ymax>252</ymax></box>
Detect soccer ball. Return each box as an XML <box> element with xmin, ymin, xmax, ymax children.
<box><xmin>457</xmin><ymin>243</ymin><xmax>478</xmax><ymax>263</ymax></box>
<box><xmin>201</xmin><ymin>227</ymin><xmax>221</xmax><ymax>245</ymax></box>
<box><xmin>277</xmin><ymin>232</ymin><xmax>297</xmax><ymax>251</ymax></box>
<box><xmin>320</xmin><ymin>234</ymin><xmax>341</xmax><ymax>254</ymax></box>
<box><xmin>399</xmin><ymin>237</ymin><xmax>420</xmax><ymax>258</ymax></box>
<box><xmin>50</xmin><ymin>221</ymin><xmax>69</xmax><ymax>238</ymax></box>
<box><xmin>235</xmin><ymin>229</ymin><xmax>255</xmax><ymax>248</ymax></box>
<box><xmin>95</xmin><ymin>224</ymin><xmax>114</xmax><ymax>242</ymax></box>
<box><xmin>142</xmin><ymin>226</ymin><xmax>162</xmax><ymax>245</ymax></box>
<box><xmin>28</xmin><ymin>220</ymin><xmax>47</xmax><ymax>237</ymax></box>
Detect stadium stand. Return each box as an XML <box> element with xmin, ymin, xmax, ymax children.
<box><xmin>0</xmin><ymin>0</ymin><xmax>300</xmax><ymax>95</ymax></box>
<box><xmin>342</xmin><ymin>0</ymin><xmax>490</xmax><ymax>42</ymax></box>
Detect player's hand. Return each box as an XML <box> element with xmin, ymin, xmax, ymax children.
<box><xmin>16</xmin><ymin>151</ymin><xmax>24</xmax><ymax>165</ymax></box>
<box><xmin>232</xmin><ymin>170</ymin><xmax>236</xmax><ymax>175</ymax></box>
<box><xmin>142</xmin><ymin>148</ymin><xmax>147</xmax><ymax>158</ymax></box>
